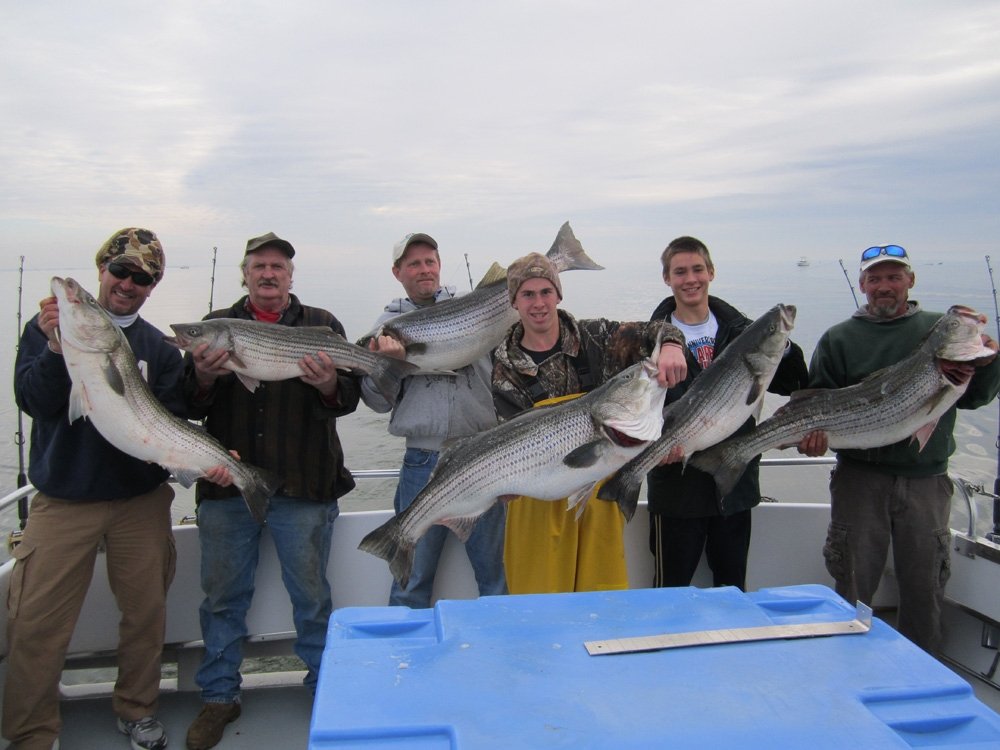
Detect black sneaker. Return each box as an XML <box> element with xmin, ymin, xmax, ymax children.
<box><xmin>117</xmin><ymin>715</ymin><xmax>168</xmax><ymax>750</ymax></box>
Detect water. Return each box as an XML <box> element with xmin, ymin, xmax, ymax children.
<box><xmin>2</xmin><ymin>252</ymin><xmax>999</xmax><ymax>523</ymax></box>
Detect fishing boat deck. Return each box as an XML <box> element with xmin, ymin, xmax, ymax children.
<box><xmin>57</xmin><ymin>683</ymin><xmax>313</xmax><ymax>750</ymax></box>
<box><xmin>4</xmin><ymin>463</ymin><xmax>1000</xmax><ymax>748</ymax></box>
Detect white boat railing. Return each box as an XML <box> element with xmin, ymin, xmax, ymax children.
<box><xmin>0</xmin><ymin>457</ymin><xmax>840</xmax><ymax>516</ymax></box>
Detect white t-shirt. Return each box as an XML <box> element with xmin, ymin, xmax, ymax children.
<box><xmin>671</xmin><ymin>310</ymin><xmax>719</xmax><ymax>370</ymax></box>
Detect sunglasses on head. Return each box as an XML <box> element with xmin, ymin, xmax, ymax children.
<box><xmin>107</xmin><ymin>262</ymin><xmax>155</xmax><ymax>287</ymax></box>
<box><xmin>861</xmin><ymin>245</ymin><xmax>907</xmax><ymax>261</ymax></box>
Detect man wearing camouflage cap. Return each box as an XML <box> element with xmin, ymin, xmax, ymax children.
<box><xmin>492</xmin><ymin>251</ymin><xmax>688</xmax><ymax>594</ymax></box>
<box><xmin>5</xmin><ymin>228</ymin><xmax>185</xmax><ymax>750</ymax></box>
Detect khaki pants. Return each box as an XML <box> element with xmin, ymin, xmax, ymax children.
<box><xmin>823</xmin><ymin>460</ymin><xmax>952</xmax><ymax>653</ymax></box>
<box><xmin>2</xmin><ymin>485</ymin><xmax>176</xmax><ymax>749</ymax></box>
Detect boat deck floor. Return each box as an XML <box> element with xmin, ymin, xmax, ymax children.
<box><xmin>55</xmin><ymin>684</ymin><xmax>313</xmax><ymax>750</ymax></box>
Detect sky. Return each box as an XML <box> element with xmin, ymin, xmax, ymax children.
<box><xmin>1</xmin><ymin>0</ymin><xmax>999</xmax><ymax>293</ymax></box>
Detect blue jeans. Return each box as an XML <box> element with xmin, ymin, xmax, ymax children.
<box><xmin>195</xmin><ymin>496</ymin><xmax>338</xmax><ymax>702</ymax></box>
<box><xmin>389</xmin><ymin>448</ymin><xmax>507</xmax><ymax>608</ymax></box>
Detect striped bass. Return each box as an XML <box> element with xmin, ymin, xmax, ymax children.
<box><xmin>597</xmin><ymin>304</ymin><xmax>796</xmax><ymax>518</ymax></box>
<box><xmin>366</xmin><ymin>222</ymin><xmax>603</xmax><ymax>371</ymax></box>
<box><xmin>689</xmin><ymin>305</ymin><xmax>997</xmax><ymax>500</ymax></box>
<box><xmin>358</xmin><ymin>356</ymin><xmax>668</xmax><ymax>587</ymax></box>
<box><xmin>52</xmin><ymin>276</ymin><xmax>279</xmax><ymax>524</ymax></box>
<box><xmin>164</xmin><ymin>318</ymin><xmax>419</xmax><ymax>401</ymax></box>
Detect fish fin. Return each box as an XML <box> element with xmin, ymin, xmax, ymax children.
<box><xmin>369</xmin><ymin>355</ymin><xmax>421</xmax><ymax>402</ymax></box>
<box><xmin>744</xmin><ymin>378</ymin><xmax>766</xmax><ymax>406</ymax></box>
<box><xmin>67</xmin><ymin>382</ymin><xmax>92</xmax><ymax>422</ymax></box>
<box><xmin>358</xmin><ymin>517</ymin><xmax>415</xmax><ymax>588</ymax></box>
<box><xmin>413</xmin><ymin>368</ymin><xmax>458</xmax><ymax>377</ymax></box>
<box><xmin>563</xmin><ymin>440</ymin><xmax>606</xmax><ymax>468</ymax></box>
<box><xmin>440</xmin><ymin>514</ymin><xmax>481</xmax><ymax>543</ymax></box>
<box><xmin>102</xmin><ymin>357</ymin><xmax>126</xmax><ymax>397</ymax></box>
<box><xmin>544</xmin><ymin>222</ymin><xmax>604</xmax><ymax>272</ymax></box>
<box><xmin>687</xmin><ymin>444</ymin><xmax>748</xmax><ymax>498</ymax></box>
<box><xmin>596</xmin><ymin>465</ymin><xmax>641</xmax><ymax>522</ymax></box>
<box><xmin>236</xmin><ymin>463</ymin><xmax>280</xmax><ymax>525</ymax></box>
<box><xmin>404</xmin><ymin>342</ymin><xmax>428</xmax><ymax>356</ymax></box>
<box><xmin>475</xmin><ymin>262</ymin><xmax>508</xmax><ymax>288</ymax></box>
<box><xmin>235</xmin><ymin>372</ymin><xmax>261</xmax><ymax>392</ymax></box>
<box><xmin>567</xmin><ymin>483</ymin><xmax>599</xmax><ymax>519</ymax></box>
<box><xmin>911</xmin><ymin>419</ymin><xmax>941</xmax><ymax>452</ymax></box>
<box><xmin>228</xmin><ymin>352</ymin><xmax>249</xmax><ymax>370</ymax></box>
<box><xmin>169</xmin><ymin>468</ymin><xmax>202</xmax><ymax>488</ymax></box>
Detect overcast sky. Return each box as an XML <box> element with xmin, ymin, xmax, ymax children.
<box><xmin>1</xmin><ymin>1</ymin><xmax>998</xmax><ymax>286</ymax></box>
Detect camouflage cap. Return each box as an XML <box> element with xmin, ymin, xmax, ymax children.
<box><xmin>95</xmin><ymin>228</ymin><xmax>165</xmax><ymax>282</ymax></box>
<box><xmin>507</xmin><ymin>252</ymin><xmax>562</xmax><ymax>305</ymax></box>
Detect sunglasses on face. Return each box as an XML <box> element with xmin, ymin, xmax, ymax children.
<box><xmin>106</xmin><ymin>262</ymin><xmax>155</xmax><ymax>287</ymax></box>
<box><xmin>861</xmin><ymin>245</ymin><xmax>907</xmax><ymax>261</ymax></box>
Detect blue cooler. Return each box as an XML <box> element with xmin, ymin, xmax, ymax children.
<box><xmin>309</xmin><ymin>584</ymin><xmax>1000</xmax><ymax>748</ymax></box>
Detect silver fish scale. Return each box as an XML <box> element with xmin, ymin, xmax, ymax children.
<box><xmin>384</xmin><ymin>283</ymin><xmax>516</xmax><ymax>343</ymax></box>
<box><xmin>77</xmin><ymin>343</ymin><xmax>255</xmax><ymax>487</ymax></box>
<box><xmin>400</xmin><ymin>407</ymin><xmax>607</xmax><ymax>537</ymax></box>
<box><xmin>220</xmin><ymin>320</ymin><xmax>383</xmax><ymax>371</ymax></box>
<box><xmin>717</xmin><ymin>351</ymin><xmax>965</xmax><ymax>462</ymax></box>
<box><xmin>54</xmin><ymin>281</ymin><xmax>261</xmax><ymax>493</ymax></box>
<box><xmin>397</xmin><ymin>366</ymin><xmax>664</xmax><ymax>541</ymax></box>
<box><xmin>614</xmin><ymin>311</ymin><xmax>792</xmax><ymax>486</ymax></box>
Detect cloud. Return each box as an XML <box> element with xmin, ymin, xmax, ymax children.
<box><xmin>1</xmin><ymin>1</ymin><xmax>998</xmax><ymax>267</ymax></box>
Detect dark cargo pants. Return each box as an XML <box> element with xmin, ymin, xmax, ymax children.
<box><xmin>823</xmin><ymin>459</ymin><xmax>952</xmax><ymax>653</ymax></box>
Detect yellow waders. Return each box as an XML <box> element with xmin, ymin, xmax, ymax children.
<box><xmin>503</xmin><ymin>392</ymin><xmax>629</xmax><ymax>594</ymax></box>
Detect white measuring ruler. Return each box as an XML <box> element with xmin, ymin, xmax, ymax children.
<box><xmin>585</xmin><ymin>601</ymin><xmax>872</xmax><ymax>656</ymax></box>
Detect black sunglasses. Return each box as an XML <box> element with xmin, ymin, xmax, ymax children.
<box><xmin>107</xmin><ymin>262</ymin><xmax>155</xmax><ymax>287</ymax></box>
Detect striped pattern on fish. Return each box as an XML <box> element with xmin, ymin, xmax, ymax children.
<box><xmin>689</xmin><ymin>305</ymin><xmax>996</xmax><ymax>501</ymax></box>
<box><xmin>597</xmin><ymin>304</ymin><xmax>796</xmax><ymax>518</ymax></box>
<box><xmin>358</xmin><ymin>357</ymin><xmax>667</xmax><ymax>587</ymax></box>
<box><xmin>165</xmin><ymin>317</ymin><xmax>418</xmax><ymax>401</ymax></box>
<box><xmin>53</xmin><ymin>277</ymin><xmax>279</xmax><ymax>524</ymax></box>
<box><xmin>365</xmin><ymin>221</ymin><xmax>603</xmax><ymax>371</ymax></box>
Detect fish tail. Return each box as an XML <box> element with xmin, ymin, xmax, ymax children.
<box><xmin>546</xmin><ymin>222</ymin><xmax>604</xmax><ymax>272</ymax></box>
<box><xmin>369</xmin><ymin>356</ymin><xmax>420</xmax><ymax>402</ymax></box>
<box><xmin>596</xmin><ymin>468</ymin><xmax>641</xmax><ymax>522</ymax></box>
<box><xmin>359</xmin><ymin>518</ymin><xmax>415</xmax><ymax>588</ymax></box>
<box><xmin>236</xmin><ymin>464</ymin><xmax>282</xmax><ymax>525</ymax></box>
<box><xmin>687</xmin><ymin>445</ymin><xmax>747</xmax><ymax>499</ymax></box>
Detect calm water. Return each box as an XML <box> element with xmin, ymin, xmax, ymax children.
<box><xmin>2</xmin><ymin>252</ymin><xmax>999</xmax><ymax>523</ymax></box>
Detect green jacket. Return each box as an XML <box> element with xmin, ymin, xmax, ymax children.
<box><xmin>809</xmin><ymin>302</ymin><xmax>1000</xmax><ymax>477</ymax></box>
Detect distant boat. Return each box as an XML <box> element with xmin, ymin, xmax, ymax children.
<box><xmin>797</xmin><ymin>256</ymin><xmax>809</xmax><ymax>267</ymax></box>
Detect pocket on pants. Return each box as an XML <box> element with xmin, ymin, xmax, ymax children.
<box><xmin>164</xmin><ymin>532</ymin><xmax>178</xmax><ymax>591</ymax></box>
<box><xmin>823</xmin><ymin>522</ymin><xmax>850</xmax><ymax>582</ymax></box>
<box><xmin>935</xmin><ymin>530</ymin><xmax>952</xmax><ymax>588</ymax></box>
<box><xmin>7</xmin><ymin>541</ymin><xmax>36</xmax><ymax>620</ymax></box>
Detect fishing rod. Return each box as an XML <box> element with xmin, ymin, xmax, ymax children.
<box><xmin>984</xmin><ymin>255</ymin><xmax>1000</xmax><ymax>541</ymax></box>
<box><xmin>464</xmin><ymin>253</ymin><xmax>474</xmax><ymax>291</ymax></box>
<box><xmin>838</xmin><ymin>259</ymin><xmax>860</xmax><ymax>309</ymax></box>
<box><xmin>208</xmin><ymin>245</ymin><xmax>218</xmax><ymax>314</ymax></box>
<box><xmin>14</xmin><ymin>256</ymin><xmax>28</xmax><ymax>537</ymax></box>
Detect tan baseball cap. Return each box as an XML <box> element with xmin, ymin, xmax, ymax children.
<box><xmin>392</xmin><ymin>232</ymin><xmax>438</xmax><ymax>264</ymax></box>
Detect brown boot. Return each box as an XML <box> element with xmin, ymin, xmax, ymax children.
<box><xmin>185</xmin><ymin>701</ymin><xmax>241</xmax><ymax>750</ymax></box>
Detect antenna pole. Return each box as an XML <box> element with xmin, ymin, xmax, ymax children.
<box><xmin>208</xmin><ymin>246</ymin><xmax>218</xmax><ymax>314</ymax></box>
<box><xmin>464</xmin><ymin>253</ymin><xmax>474</xmax><ymax>291</ymax></box>
<box><xmin>838</xmin><ymin>259</ymin><xmax>860</xmax><ymax>309</ymax></box>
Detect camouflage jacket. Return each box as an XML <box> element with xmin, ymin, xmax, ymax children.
<box><xmin>491</xmin><ymin>310</ymin><xmax>684</xmax><ymax>420</ymax></box>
